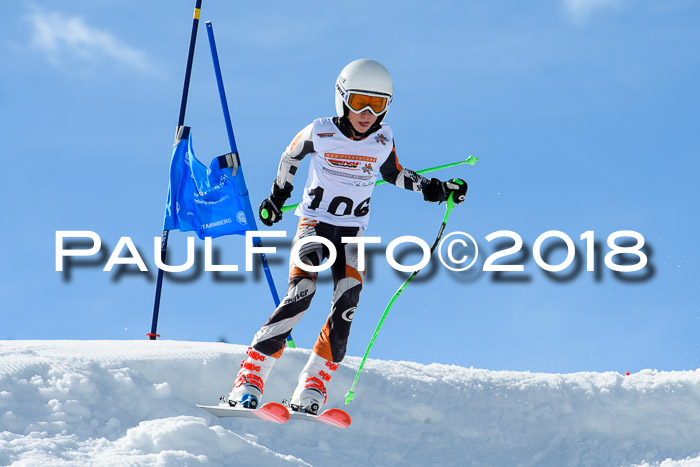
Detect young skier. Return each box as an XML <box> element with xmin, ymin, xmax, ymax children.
<box><xmin>227</xmin><ymin>59</ymin><xmax>468</xmax><ymax>414</ymax></box>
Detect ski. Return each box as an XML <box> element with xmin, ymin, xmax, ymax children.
<box><xmin>287</xmin><ymin>408</ymin><xmax>352</xmax><ymax>428</ymax></box>
<box><xmin>197</xmin><ymin>402</ymin><xmax>289</xmax><ymax>424</ymax></box>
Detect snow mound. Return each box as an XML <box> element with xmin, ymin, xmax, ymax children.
<box><xmin>1</xmin><ymin>340</ymin><xmax>699</xmax><ymax>466</ymax></box>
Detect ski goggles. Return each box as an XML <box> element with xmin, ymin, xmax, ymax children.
<box><xmin>343</xmin><ymin>90</ymin><xmax>391</xmax><ymax>116</ymax></box>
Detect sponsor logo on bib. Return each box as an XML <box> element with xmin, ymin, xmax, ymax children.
<box><xmin>375</xmin><ymin>133</ymin><xmax>389</xmax><ymax>145</ymax></box>
<box><xmin>324</xmin><ymin>153</ymin><xmax>377</xmax><ymax>171</ymax></box>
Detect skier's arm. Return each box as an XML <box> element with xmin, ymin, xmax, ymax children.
<box><xmin>274</xmin><ymin>123</ymin><xmax>314</xmax><ymax>191</ymax></box>
<box><xmin>379</xmin><ymin>141</ymin><xmax>430</xmax><ymax>193</ymax></box>
<box><xmin>379</xmin><ymin>140</ymin><xmax>468</xmax><ymax>205</ymax></box>
<box><xmin>260</xmin><ymin>124</ymin><xmax>315</xmax><ymax>226</ymax></box>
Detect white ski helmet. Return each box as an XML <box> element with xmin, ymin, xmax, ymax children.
<box><xmin>335</xmin><ymin>59</ymin><xmax>393</xmax><ymax>118</ymax></box>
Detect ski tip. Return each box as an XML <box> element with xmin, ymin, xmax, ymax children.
<box><xmin>259</xmin><ymin>402</ymin><xmax>290</xmax><ymax>423</ymax></box>
<box><xmin>319</xmin><ymin>408</ymin><xmax>352</xmax><ymax>428</ymax></box>
<box><xmin>197</xmin><ymin>402</ymin><xmax>289</xmax><ymax>423</ymax></box>
<box><xmin>287</xmin><ymin>407</ymin><xmax>352</xmax><ymax>428</ymax></box>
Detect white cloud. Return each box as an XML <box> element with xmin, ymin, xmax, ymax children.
<box><xmin>24</xmin><ymin>7</ymin><xmax>153</xmax><ymax>74</ymax></box>
<box><xmin>563</xmin><ymin>0</ymin><xmax>623</xmax><ymax>23</ymax></box>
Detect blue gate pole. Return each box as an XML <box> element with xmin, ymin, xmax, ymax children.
<box><xmin>205</xmin><ymin>21</ymin><xmax>295</xmax><ymax>347</ymax></box>
<box><xmin>149</xmin><ymin>0</ymin><xmax>203</xmax><ymax>340</ymax></box>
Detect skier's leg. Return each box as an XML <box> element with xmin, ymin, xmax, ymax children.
<box><xmin>226</xmin><ymin>346</ymin><xmax>275</xmax><ymax>408</ymax></box>
<box><xmin>289</xmin><ymin>351</ymin><xmax>339</xmax><ymax>414</ymax></box>
<box><xmin>228</xmin><ymin>219</ymin><xmax>322</xmax><ymax>407</ymax></box>
<box><xmin>314</xmin><ymin>227</ymin><xmax>363</xmax><ymax>363</ymax></box>
<box><xmin>251</xmin><ymin>219</ymin><xmax>323</xmax><ymax>358</ymax></box>
<box><xmin>291</xmin><ymin>227</ymin><xmax>363</xmax><ymax>413</ymax></box>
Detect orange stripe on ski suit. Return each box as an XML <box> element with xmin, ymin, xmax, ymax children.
<box><xmin>313</xmin><ymin>320</ymin><xmax>335</xmax><ymax>362</ymax></box>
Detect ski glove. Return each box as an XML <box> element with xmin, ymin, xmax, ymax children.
<box><xmin>422</xmin><ymin>178</ymin><xmax>468</xmax><ymax>204</ymax></box>
<box><xmin>259</xmin><ymin>182</ymin><xmax>293</xmax><ymax>227</ymax></box>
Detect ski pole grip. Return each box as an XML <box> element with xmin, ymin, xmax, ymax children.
<box><xmin>447</xmin><ymin>191</ymin><xmax>455</xmax><ymax>211</ymax></box>
<box><xmin>446</xmin><ymin>178</ymin><xmax>463</xmax><ymax>210</ymax></box>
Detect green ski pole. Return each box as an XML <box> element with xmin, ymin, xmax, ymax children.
<box><xmin>345</xmin><ymin>180</ymin><xmax>465</xmax><ymax>405</ymax></box>
<box><xmin>279</xmin><ymin>156</ymin><xmax>478</xmax><ymax>214</ymax></box>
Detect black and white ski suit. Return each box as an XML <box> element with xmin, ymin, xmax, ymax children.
<box><xmin>251</xmin><ymin>116</ymin><xmax>432</xmax><ymax>363</ymax></box>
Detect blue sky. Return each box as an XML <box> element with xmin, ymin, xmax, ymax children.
<box><xmin>2</xmin><ymin>0</ymin><xmax>698</xmax><ymax>373</ymax></box>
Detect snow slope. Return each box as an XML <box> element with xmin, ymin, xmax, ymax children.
<box><xmin>1</xmin><ymin>341</ymin><xmax>699</xmax><ymax>466</ymax></box>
